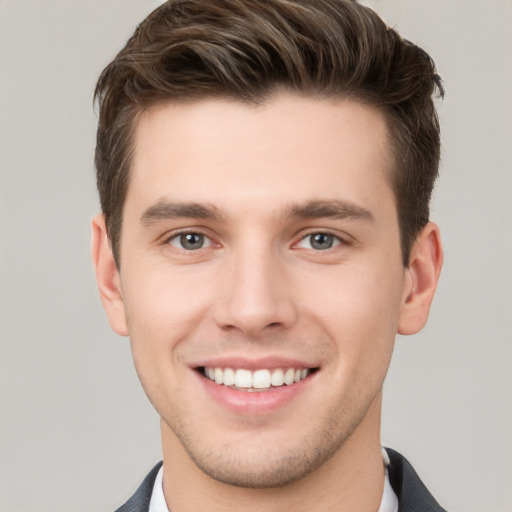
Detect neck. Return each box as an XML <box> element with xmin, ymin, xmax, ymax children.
<box><xmin>161</xmin><ymin>395</ymin><xmax>385</xmax><ymax>512</ymax></box>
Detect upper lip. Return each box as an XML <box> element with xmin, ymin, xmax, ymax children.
<box><xmin>192</xmin><ymin>356</ymin><xmax>320</xmax><ymax>371</ymax></box>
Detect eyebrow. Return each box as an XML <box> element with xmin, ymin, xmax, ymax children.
<box><xmin>140</xmin><ymin>200</ymin><xmax>225</xmax><ymax>225</ymax></box>
<box><xmin>285</xmin><ymin>199</ymin><xmax>375</xmax><ymax>223</ymax></box>
<box><xmin>140</xmin><ymin>198</ymin><xmax>374</xmax><ymax>226</ymax></box>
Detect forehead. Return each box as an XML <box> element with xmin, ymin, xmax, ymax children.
<box><xmin>127</xmin><ymin>93</ymin><xmax>394</xmax><ymax>217</ymax></box>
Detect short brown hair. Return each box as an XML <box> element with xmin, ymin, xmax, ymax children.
<box><xmin>95</xmin><ymin>0</ymin><xmax>443</xmax><ymax>266</ymax></box>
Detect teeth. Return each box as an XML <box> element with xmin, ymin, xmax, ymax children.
<box><xmin>271</xmin><ymin>368</ymin><xmax>284</xmax><ymax>387</ymax></box>
<box><xmin>223</xmin><ymin>367</ymin><xmax>235</xmax><ymax>386</ymax></box>
<box><xmin>284</xmin><ymin>368</ymin><xmax>295</xmax><ymax>385</ymax></box>
<box><xmin>203</xmin><ymin>366</ymin><xmax>311</xmax><ymax>390</ymax></box>
<box><xmin>235</xmin><ymin>369</ymin><xmax>252</xmax><ymax>388</ymax></box>
<box><xmin>253</xmin><ymin>369</ymin><xmax>271</xmax><ymax>389</ymax></box>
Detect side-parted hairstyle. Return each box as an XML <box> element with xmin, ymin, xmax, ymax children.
<box><xmin>95</xmin><ymin>0</ymin><xmax>443</xmax><ymax>266</ymax></box>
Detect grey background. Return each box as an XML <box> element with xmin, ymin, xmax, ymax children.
<box><xmin>0</xmin><ymin>1</ymin><xmax>510</xmax><ymax>511</ymax></box>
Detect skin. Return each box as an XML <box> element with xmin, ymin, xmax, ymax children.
<box><xmin>92</xmin><ymin>93</ymin><xmax>443</xmax><ymax>512</ymax></box>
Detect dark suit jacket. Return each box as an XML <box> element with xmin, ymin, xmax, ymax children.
<box><xmin>115</xmin><ymin>448</ymin><xmax>447</xmax><ymax>512</ymax></box>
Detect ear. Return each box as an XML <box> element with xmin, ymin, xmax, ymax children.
<box><xmin>398</xmin><ymin>222</ymin><xmax>443</xmax><ymax>335</ymax></box>
<box><xmin>91</xmin><ymin>214</ymin><xmax>129</xmax><ymax>336</ymax></box>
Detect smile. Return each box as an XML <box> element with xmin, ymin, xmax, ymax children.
<box><xmin>201</xmin><ymin>367</ymin><xmax>315</xmax><ymax>391</ymax></box>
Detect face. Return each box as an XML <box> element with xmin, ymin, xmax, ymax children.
<box><xmin>94</xmin><ymin>93</ymin><xmax>436</xmax><ymax>488</ymax></box>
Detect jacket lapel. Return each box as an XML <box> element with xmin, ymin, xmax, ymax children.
<box><xmin>386</xmin><ymin>448</ymin><xmax>447</xmax><ymax>511</ymax></box>
<box><xmin>115</xmin><ymin>462</ymin><xmax>163</xmax><ymax>512</ymax></box>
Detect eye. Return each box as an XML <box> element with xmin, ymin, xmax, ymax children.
<box><xmin>168</xmin><ymin>232</ymin><xmax>212</xmax><ymax>251</ymax></box>
<box><xmin>297</xmin><ymin>232</ymin><xmax>341</xmax><ymax>251</ymax></box>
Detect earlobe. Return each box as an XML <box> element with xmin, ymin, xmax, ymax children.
<box><xmin>398</xmin><ymin>222</ymin><xmax>443</xmax><ymax>335</ymax></box>
<box><xmin>91</xmin><ymin>214</ymin><xmax>129</xmax><ymax>336</ymax></box>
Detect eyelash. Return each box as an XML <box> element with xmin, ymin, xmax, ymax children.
<box><xmin>295</xmin><ymin>231</ymin><xmax>348</xmax><ymax>251</ymax></box>
<box><xmin>163</xmin><ymin>229</ymin><xmax>348</xmax><ymax>253</ymax></box>
<box><xmin>165</xmin><ymin>230</ymin><xmax>214</xmax><ymax>251</ymax></box>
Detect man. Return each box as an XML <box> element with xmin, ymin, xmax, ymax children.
<box><xmin>91</xmin><ymin>0</ymin><xmax>445</xmax><ymax>510</ymax></box>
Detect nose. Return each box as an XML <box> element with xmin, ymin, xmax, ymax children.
<box><xmin>213</xmin><ymin>245</ymin><xmax>298</xmax><ymax>337</ymax></box>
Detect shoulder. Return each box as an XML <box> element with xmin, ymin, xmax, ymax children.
<box><xmin>385</xmin><ymin>447</ymin><xmax>447</xmax><ymax>512</ymax></box>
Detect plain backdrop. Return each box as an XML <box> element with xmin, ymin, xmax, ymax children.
<box><xmin>0</xmin><ymin>1</ymin><xmax>511</xmax><ymax>511</ymax></box>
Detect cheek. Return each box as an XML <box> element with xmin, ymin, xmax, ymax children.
<box><xmin>124</xmin><ymin>261</ymin><xmax>211</xmax><ymax>328</ymax></box>
<box><xmin>305</xmin><ymin>260</ymin><xmax>403</xmax><ymax>323</ymax></box>
<box><xmin>301</xmin><ymin>262</ymin><xmax>404</xmax><ymax>368</ymax></box>
<box><xmin>123</xmin><ymin>277</ymin><xmax>201</xmax><ymax>409</ymax></box>
<box><xmin>121</xmin><ymin>265</ymin><xmax>213</xmax><ymax>376</ymax></box>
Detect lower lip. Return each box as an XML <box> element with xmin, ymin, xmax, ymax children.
<box><xmin>195</xmin><ymin>371</ymin><xmax>315</xmax><ymax>415</ymax></box>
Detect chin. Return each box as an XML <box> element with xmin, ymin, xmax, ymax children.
<box><xmin>174</xmin><ymin>415</ymin><xmax>362</xmax><ymax>489</ymax></box>
<box><xmin>189</xmin><ymin>445</ymin><xmax>330</xmax><ymax>488</ymax></box>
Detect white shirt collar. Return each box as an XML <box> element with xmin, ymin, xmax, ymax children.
<box><xmin>149</xmin><ymin>449</ymin><xmax>398</xmax><ymax>512</ymax></box>
<box><xmin>148</xmin><ymin>464</ymin><xmax>168</xmax><ymax>512</ymax></box>
<box><xmin>380</xmin><ymin>447</ymin><xmax>399</xmax><ymax>512</ymax></box>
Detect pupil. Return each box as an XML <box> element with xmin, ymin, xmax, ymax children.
<box><xmin>181</xmin><ymin>233</ymin><xmax>203</xmax><ymax>250</ymax></box>
<box><xmin>311</xmin><ymin>233</ymin><xmax>333</xmax><ymax>250</ymax></box>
